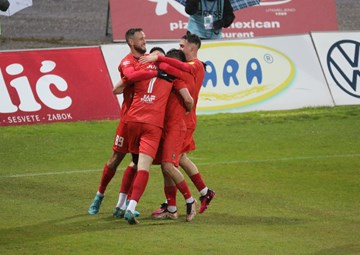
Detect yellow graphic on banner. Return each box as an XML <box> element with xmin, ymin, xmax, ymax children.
<box><xmin>197</xmin><ymin>42</ymin><xmax>295</xmax><ymax>112</ymax></box>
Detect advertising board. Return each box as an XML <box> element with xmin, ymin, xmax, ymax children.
<box><xmin>109</xmin><ymin>0</ymin><xmax>338</xmax><ymax>41</ymax></box>
<box><xmin>312</xmin><ymin>31</ymin><xmax>360</xmax><ymax>106</ymax></box>
<box><xmin>0</xmin><ymin>47</ymin><xmax>120</xmax><ymax>126</ymax></box>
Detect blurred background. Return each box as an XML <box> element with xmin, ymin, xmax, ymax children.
<box><xmin>0</xmin><ymin>0</ymin><xmax>359</xmax><ymax>51</ymax></box>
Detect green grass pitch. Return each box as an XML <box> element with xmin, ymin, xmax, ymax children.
<box><xmin>0</xmin><ymin>106</ymin><xmax>359</xmax><ymax>255</ymax></box>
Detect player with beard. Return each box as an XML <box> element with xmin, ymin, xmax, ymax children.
<box><xmin>111</xmin><ymin>46</ymin><xmax>168</xmax><ymax>219</ymax></box>
<box><xmin>88</xmin><ymin>28</ymin><xmax>158</xmax><ymax>216</ymax></box>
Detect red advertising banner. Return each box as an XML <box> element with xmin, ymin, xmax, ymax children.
<box><xmin>110</xmin><ymin>0</ymin><xmax>338</xmax><ymax>41</ymax></box>
<box><xmin>0</xmin><ymin>47</ymin><xmax>120</xmax><ymax>126</ymax></box>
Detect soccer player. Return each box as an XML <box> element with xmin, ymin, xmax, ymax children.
<box><xmin>150</xmin><ymin>49</ymin><xmax>198</xmax><ymax>221</ymax></box>
<box><xmin>87</xmin><ymin>28</ymin><xmax>157</xmax><ymax>215</ymax></box>
<box><xmin>140</xmin><ymin>32</ymin><xmax>216</xmax><ymax>215</ymax></box>
<box><xmin>179</xmin><ymin>33</ymin><xmax>216</xmax><ymax>214</ymax></box>
<box><xmin>121</xmin><ymin>49</ymin><xmax>197</xmax><ymax>225</ymax></box>
<box><xmin>112</xmin><ymin>47</ymin><xmax>167</xmax><ymax>219</ymax></box>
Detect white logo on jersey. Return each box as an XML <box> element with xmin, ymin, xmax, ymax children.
<box><xmin>141</xmin><ymin>94</ymin><xmax>156</xmax><ymax>103</ymax></box>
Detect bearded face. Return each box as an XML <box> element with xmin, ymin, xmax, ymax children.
<box><xmin>131</xmin><ymin>31</ymin><xmax>147</xmax><ymax>55</ymax></box>
<box><xmin>134</xmin><ymin>44</ymin><xmax>146</xmax><ymax>54</ymax></box>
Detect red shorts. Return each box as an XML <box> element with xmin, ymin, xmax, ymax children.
<box><xmin>154</xmin><ymin>128</ymin><xmax>186</xmax><ymax>167</ymax></box>
<box><xmin>127</xmin><ymin>122</ymin><xmax>163</xmax><ymax>159</ymax></box>
<box><xmin>182</xmin><ymin>128</ymin><xmax>196</xmax><ymax>153</ymax></box>
<box><xmin>112</xmin><ymin>120</ymin><xmax>129</xmax><ymax>153</ymax></box>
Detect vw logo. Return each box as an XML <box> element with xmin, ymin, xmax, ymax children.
<box><xmin>327</xmin><ymin>40</ymin><xmax>360</xmax><ymax>98</ymax></box>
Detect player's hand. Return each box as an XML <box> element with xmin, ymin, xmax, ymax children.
<box><xmin>139</xmin><ymin>55</ymin><xmax>158</xmax><ymax>64</ymax></box>
<box><xmin>157</xmin><ymin>70</ymin><xmax>175</xmax><ymax>82</ymax></box>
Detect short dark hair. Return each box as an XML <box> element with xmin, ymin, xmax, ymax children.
<box><xmin>150</xmin><ymin>47</ymin><xmax>165</xmax><ymax>55</ymax></box>
<box><xmin>182</xmin><ymin>31</ymin><xmax>201</xmax><ymax>49</ymax></box>
<box><xmin>166</xmin><ymin>49</ymin><xmax>186</xmax><ymax>62</ymax></box>
<box><xmin>125</xmin><ymin>28</ymin><xmax>143</xmax><ymax>45</ymax></box>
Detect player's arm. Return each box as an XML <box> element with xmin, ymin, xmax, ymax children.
<box><xmin>139</xmin><ymin>55</ymin><xmax>193</xmax><ymax>73</ymax></box>
<box><xmin>112</xmin><ymin>79</ymin><xmax>128</xmax><ymax>94</ymax></box>
<box><xmin>158</xmin><ymin>55</ymin><xmax>192</xmax><ymax>73</ymax></box>
<box><xmin>178</xmin><ymin>87</ymin><xmax>194</xmax><ymax>112</ymax></box>
<box><xmin>171</xmin><ymin>77</ymin><xmax>194</xmax><ymax>112</ymax></box>
<box><xmin>122</xmin><ymin>65</ymin><xmax>157</xmax><ymax>83</ymax></box>
<box><xmin>158</xmin><ymin>62</ymin><xmax>194</xmax><ymax>111</ymax></box>
<box><xmin>158</xmin><ymin>62</ymin><xmax>194</xmax><ymax>82</ymax></box>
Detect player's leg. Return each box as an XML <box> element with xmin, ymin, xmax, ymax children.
<box><xmin>124</xmin><ymin>123</ymin><xmax>162</xmax><ymax>224</ymax></box>
<box><xmin>180</xmin><ymin>153</ymin><xmax>215</xmax><ymax>214</ymax></box>
<box><xmin>88</xmin><ymin>120</ymin><xmax>129</xmax><ymax>215</ymax></box>
<box><xmin>151</xmin><ymin>171</ymin><xmax>177</xmax><ymax>219</ymax></box>
<box><xmin>113</xmin><ymin>160</ymin><xmax>138</xmax><ymax>218</ymax></box>
<box><xmin>161</xmin><ymin>162</ymin><xmax>196</xmax><ymax>222</ymax></box>
<box><xmin>88</xmin><ymin>151</ymin><xmax>126</xmax><ymax>215</ymax></box>
<box><xmin>125</xmin><ymin>153</ymin><xmax>153</xmax><ymax>224</ymax></box>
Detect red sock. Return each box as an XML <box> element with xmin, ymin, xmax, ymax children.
<box><xmin>127</xmin><ymin>184</ymin><xmax>134</xmax><ymax>199</ymax></box>
<box><xmin>190</xmin><ymin>173</ymin><xmax>206</xmax><ymax>192</ymax></box>
<box><xmin>176</xmin><ymin>180</ymin><xmax>192</xmax><ymax>200</ymax></box>
<box><xmin>119</xmin><ymin>165</ymin><xmax>137</xmax><ymax>194</ymax></box>
<box><xmin>164</xmin><ymin>185</ymin><xmax>177</xmax><ymax>206</ymax></box>
<box><xmin>127</xmin><ymin>171</ymin><xmax>137</xmax><ymax>198</ymax></box>
<box><xmin>98</xmin><ymin>164</ymin><xmax>116</xmax><ymax>194</ymax></box>
<box><xmin>128</xmin><ymin>170</ymin><xmax>149</xmax><ymax>202</ymax></box>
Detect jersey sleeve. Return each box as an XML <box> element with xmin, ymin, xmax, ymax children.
<box><xmin>119</xmin><ymin>57</ymin><xmax>157</xmax><ymax>83</ymax></box>
<box><xmin>158</xmin><ymin>62</ymin><xmax>194</xmax><ymax>82</ymax></box>
<box><xmin>122</xmin><ymin>64</ymin><xmax>157</xmax><ymax>83</ymax></box>
<box><xmin>159</xmin><ymin>62</ymin><xmax>194</xmax><ymax>92</ymax></box>
<box><xmin>157</xmin><ymin>55</ymin><xmax>193</xmax><ymax>73</ymax></box>
<box><xmin>173</xmin><ymin>79</ymin><xmax>188</xmax><ymax>91</ymax></box>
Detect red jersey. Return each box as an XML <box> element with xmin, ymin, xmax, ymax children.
<box><xmin>118</xmin><ymin>53</ymin><xmax>158</xmax><ymax>117</ymax></box>
<box><xmin>158</xmin><ymin>62</ymin><xmax>194</xmax><ymax>131</ymax></box>
<box><xmin>183</xmin><ymin>59</ymin><xmax>205</xmax><ymax>130</ymax></box>
<box><xmin>118</xmin><ymin>53</ymin><xmax>158</xmax><ymax>84</ymax></box>
<box><xmin>125</xmin><ymin>77</ymin><xmax>174</xmax><ymax>129</ymax></box>
<box><xmin>164</xmin><ymin>83</ymin><xmax>187</xmax><ymax>131</ymax></box>
<box><xmin>157</xmin><ymin>56</ymin><xmax>205</xmax><ymax>129</ymax></box>
<box><xmin>120</xmin><ymin>85</ymin><xmax>134</xmax><ymax>117</ymax></box>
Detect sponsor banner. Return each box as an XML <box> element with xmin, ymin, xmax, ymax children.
<box><xmin>311</xmin><ymin>31</ymin><xmax>360</xmax><ymax>106</ymax></box>
<box><xmin>197</xmin><ymin>34</ymin><xmax>334</xmax><ymax>114</ymax></box>
<box><xmin>110</xmin><ymin>0</ymin><xmax>337</xmax><ymax>41</ymax></box>
<box><xmin>0</xmin><ymin>47</ymin><xmax>120</xmax><ymax>126</ymax></box>
<box><xmin>101</xmin><ymin>34</ymin><xmax>334</xmax><ymax>114</ymax></box>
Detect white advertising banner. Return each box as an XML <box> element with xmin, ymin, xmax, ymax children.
<box><xmin>101</xmin><ymin>34</ymin><xmax>334</xmax><ymax>114</ymax></box>
<box><xmin>311</xmin><ymin>31</ymin><xmax>360</xmax><ymax>106</ymax></box>
<box><xmin>197</xmin><ymin>34</ymin><xmax>334</xmax><ymax>114</ymax></box>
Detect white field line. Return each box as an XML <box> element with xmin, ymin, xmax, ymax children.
<box><xmin>1</xmin><ymin>153</ymin><xmax>359</xmax><ymax>179</ymax></box>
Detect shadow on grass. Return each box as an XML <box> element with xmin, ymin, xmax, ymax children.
<box><xmin>0</xmin><ymin>213</ymin><xmax>186</xmax><ymax>247</ymax></box>
<box><xmin>0</xmin><ymin>211</ymin><xmax>306</xmax><ymax>247</ymax></box>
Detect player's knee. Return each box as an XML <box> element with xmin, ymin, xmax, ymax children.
<box><xmin>161</xmin><ymin>162</ymin><xmax>173</xmax><ymax>173</ymax></box>
<box><xmin>107</xmin><ymin>152</ymin><xmax>124</xmax><ymax>168</ymax></box>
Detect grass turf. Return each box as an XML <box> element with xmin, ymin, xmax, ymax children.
<box><xmin>0</xmin><ymin>106</ymin><xmax>359</xmax><ymax>255</ymax></box>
